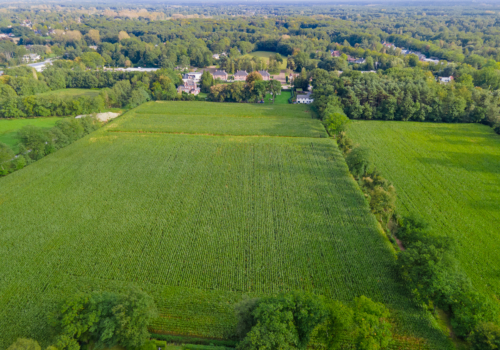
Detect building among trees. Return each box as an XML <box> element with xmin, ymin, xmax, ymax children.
<box><xmin>234</xmin><ymin>70</ymin><xmax>248</xmax><ymax>81</ymax></box>
<box><xmin>258</xmin><ymin>70</ymin><xmax>271</xmax><ymax>81</ymax></box>
<box><xmin>177</xmin><ymin>80</ymin><xmax>200</xmax><ymax>95</ymax></box>
<box><xmin>212</xmin><ymin>70</ymin><xmax>228</xmax><ymax>81</ymax></box>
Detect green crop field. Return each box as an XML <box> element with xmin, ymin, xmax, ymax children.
<box><xmin>348</xmin><ymin>121</ymin><xmax>500</xmax><ymax>302</ymax></box>
<box><xmin>37</xmin><ymin>88</ymin><xmax>101</xmax><ymax>97</ymax></box>
<box><xmin>0</xmin><ymin>103</ymin><xmax>449</xmax><ymax>349</ymax></box>
<box><xmin>110</xmin><ymin>101</ymin><xmax>326</xmax><ymax>138</ymax></box>
<box><xmin>0</xmin><ymin>117</ymin><xmax>64</xmax><ymax>152</ymax></box>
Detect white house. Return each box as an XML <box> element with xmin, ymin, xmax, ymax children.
<box><xmin>22</xmin><ymin>54</ymin><xmax>40</xmax><ymax>63</ymax></box>
<box><xmin>424</xmin><ymin>58</ymin><xmax>440</xmax><ymax>64</ymax></box>
<box><xmin>212</xmin><ymin>54</ymin><xmax>220</xmax><ymax>60</ymax></box>
<box><xmin>183</xmin><ymin>72</ymin><xmax>203</xmax><ymax>82</ymax></box>
<box><xmin>439</xmin><ymin>76</ymin><xmax>453</xmax><ymax>84</ymax></box>
<box><xmin>296</xmin><ymin>91</ymin><xmax>313</xmax><ymax>104</ymax></box>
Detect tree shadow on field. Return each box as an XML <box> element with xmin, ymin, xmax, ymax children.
<box><xmin>424</xmin><ymin>124</ymin><xmax>500</xmax><ymax>147</ymax></box>
<box><xmin>416</xmin><ymin>152</ymin><xmax>500</xmax><ymax>175</ymax></box>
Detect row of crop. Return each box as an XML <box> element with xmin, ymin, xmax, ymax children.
<box><xmin>0</xmin><ymin>133</ymin><xmax>447</xmax><ymax>348</ymax></box>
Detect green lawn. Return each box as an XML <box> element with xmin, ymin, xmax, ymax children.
<box><xmin>112</xmin><ymin>101</ymin><xmax>326</xmax><ymax>138</ymax></box>
<box><xmin>0</xmin><ymin>117</ymin><xmax>63</xmax><ymax>152</ymax></box>
<box><xmin>243</xmin><ymin>51</ymin><xmax>287</xmax><ymax>72</ymax></box>
<box><xmin>348</xmin><ymin>121</ymin><xmax>500</xmax><ymax>303</ymax></box>
<box><xmin>263</xmin><ymin>90</ymin><xmax>291</xmax><ymax>104</ymax></box>
<box><xmin>37</xmin><ymin>88</ymin><xmax>101</xmax><ymax>98</ymax></box>
<box><xmin>0</xmin><ymin>104</ymin><xmax>449</xmax><ymax>349</ymax></box>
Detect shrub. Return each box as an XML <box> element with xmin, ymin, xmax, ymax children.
<box><xmin>470</xmin><ymin>322</ymin><xmax>500</xmax><ymax>350</ymax></box>
<box><xmin>6</xmin><ymin>339</ymin><xmax>41</xmax><ymax>350</ymax></box>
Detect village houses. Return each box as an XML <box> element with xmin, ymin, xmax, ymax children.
<box><xmin>234</xmin><ymin>70</ymin><xmax>248</xmax><ymax>81</ymax></box>
<box><xmin>258</xmin><ymin>70</ymin><xmax>271</xmax><ymax>81</ymax></box>
<box><xmin>212</xmin><ymin>70</ymin><xmax>228</xmax><ymax>81</ymax></box>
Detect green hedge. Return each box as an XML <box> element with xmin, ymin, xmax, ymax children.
<box><xmin>150</xmin><ymin>334</ymin><xmax>237</xmax><ymax>348</ymax></box>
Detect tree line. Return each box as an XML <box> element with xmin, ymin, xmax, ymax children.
<box><xmin>5</xmin><ymin>288</ymin><xmax>396</xmax><ymax>350</ymax></box>
<box><xmin>207</xmin><ymin>72</ymin><xmax>281</xmax><ymax>103</ymax></box>
<box><xmin>311</xmin><ymin>68</ymin><xmax>500</xmax><ymax>133</ymax></box>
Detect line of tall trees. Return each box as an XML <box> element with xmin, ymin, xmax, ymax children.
<box><xmin>208</xmin><ymin>72</ymin><xmax>281</xmax><ymax>103</ymax></box>
<box><xmin>311</xmin><ymin>68</ymin><xmax>500</xmax><ymax>133</ymax></box>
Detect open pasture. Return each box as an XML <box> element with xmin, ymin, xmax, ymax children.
<box><xmin>36</xmin><ymin>88</ymin><xmax>101</xmax><ymax>98</ymax></box>
<box><xmin>0</xmin><ymin>117</ymin><xmax>63</xmax><ymax>152</ymax></box>
<box><xmin>348</xmin><ymin>121</ymin><xmax>500</xmax><ymax>301</ymax></box>
<box><xmin>0</xmin><ymin>103</ymin><xmax>448</xmax><ymax>349</ymax></box>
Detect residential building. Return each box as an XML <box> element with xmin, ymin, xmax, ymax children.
<box><xmin>330</xmin><ymin>50</ymin><xmax>341</xmax><ymax>57</ymax></box>
<box><xmin>177</xmin><ymin>80</ymin><xmax>200</xmax><ymax>95</ymax></box>
<box><xmin>439</xmin><ymin>76</ymin><xmax>453</xmax><ymax>84</ymax></box>
<box><xmin>212</xmin><ymin>70</ymin><xmax>228</xmax><ymax>81</ymax></box>
<box><xmin>296</xmin><ymin>91</ymin><xmax>313</xmax><ymax>104</ymax></box>
<box><xmin>183</xmin><ymin>72</ymin><xmax>203</xmax><ymax>82</ymax></box>
<box><xmin>347</xmin><ymin>56</ymin><xmax>356</xmax><ymax>63</ymax></box>
<box><xmin>234</xmin><ymin>70</ymin><xmax>248</xmax><ymax>81</ymax></box>
<box><xmin>22</xmin><ymin>54</ymin><xmax>40</xmax><ymax>63</ymax></box>
<box><xmin>354</xmin><ymin>58</ymin><xmax>366</xmax><ymax>64</ymax></box>
<box><xmin>89</xmin><ymin>45</ymin><xmax>98</xmax><ymax>50</ymax></box>
<box><xmin>258</xmin><ymin>70</ymin><xmax>271</xmax><ymax>81</ymax></box>
<box><xmin>424</xmin><ymin>58</ymin><xmax>440</xmax><ymax>64</ymax></box>
<box><xmin>212</xmin><ymin>54</ymin><xmax>220</xmax><ymax>60</ymax></box>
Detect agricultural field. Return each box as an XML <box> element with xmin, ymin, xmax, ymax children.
<box><xmin>347</xmin><ymin>121</ymin><xmax>500</xmax><ymax>302</ymax></box>
<box><xmin>37</xmin><ymin>88</ymin><xmax>101</xmax><ymax>98</ymax></box>
<box><xmin>110</xmin><ymin>101</ymin><xmax>326</xmax><ymax>138</ymax></box>
<box><xmin>0</xmin><ymin>117</ymin><xmax>64</xmax><ymax>152</ymax></box>
<box><xmin>0</xmin><ymin>103</ymin><xmax>448</xmax><ymax>349</ymax></box>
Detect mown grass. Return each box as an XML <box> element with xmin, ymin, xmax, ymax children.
<box><xmin>0</xmin><ymin>104</ymin><xmax>449</xmax><ymax>349</ymax></box>
<box><xmin>37</xmin><ymin>88</ymin><xmax>101</xmax><ymax>98</ymax></box>
<box><xmin>263</xmin><ymin>90</ymin><xmax>291</xmax><ymax>105</ymax></box>
<box><xmin>110</xmin><ymin>101</ymin><xmax>325</xmax><ymax>138</ymax></box>
<box><xmin>0</xmin><ymin>117</ymin><xmax>64</xmax><ymax>152</ymax></box>
<box><xmin>348</xmin><ymin>121</ymin><xmax>500</xmax><ymax>303</ymax></box>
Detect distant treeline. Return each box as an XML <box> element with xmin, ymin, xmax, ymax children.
<box><xmin>0</xmin><ymin>64</ymin><xmax>204</xmax><ymax>118</ymax></box>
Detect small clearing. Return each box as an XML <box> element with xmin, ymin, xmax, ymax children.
<box><xmin>76</xmin><ymin>112</ymin><xmax>121</xmax><ymax>122</ymax></box>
